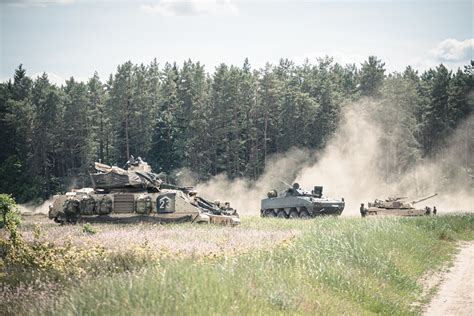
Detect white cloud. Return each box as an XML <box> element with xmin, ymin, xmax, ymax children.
<box><xmin>0</xmin><ymin>77</ymin><xmax>12</xmax><ymax>83</ymax></box>
<box><xmin>430</xmin><ymin>38</ymin><xmax>474</xmax><ymax>62</ymax></box>
<box><xmin>141</xmin><ymin>0</ymin><xmax>239</xmax><ymax>16</ymax></box>
<box><xmin>3</xmin><ymin>0</ymin><xmax>75</xmax><ymax>7</ymax></box>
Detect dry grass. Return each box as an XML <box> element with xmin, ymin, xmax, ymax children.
<box><xmin>15</xmin><ymin>215</ymin><xmax>299</xmax><ymax>257</ymax></box>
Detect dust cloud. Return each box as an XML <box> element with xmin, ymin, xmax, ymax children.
<box><xmin>296</xmin><ymin>102</ymin><xmax>474</xmax><ymax>215</ymax></box>
<box><xmin>19</xmin><ymin>199</ymin><xmax>53</xmax><ymax>215</ymax></box>
<box><xmin>182</xmin><ymin>149</ymin><xmax>313</xmax><ymax>215</ymax></box>
<box><xmin>186</xmin><ymin>98</ymin><xmax>473</xmax><ymax>216</ymax></box>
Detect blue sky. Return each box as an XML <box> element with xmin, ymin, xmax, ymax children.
<box><xmin>1</xmin><ymin>0</ymin><xmax>472</xmax><ymax>84</ymax></box>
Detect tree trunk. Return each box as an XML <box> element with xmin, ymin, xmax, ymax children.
<box><xmin>125</xmin><ymin>99</ymin><xmax>130</xmax><ymax>160</ymax></box>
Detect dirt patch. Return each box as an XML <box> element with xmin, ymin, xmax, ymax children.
<box><xmin>413</xmin><ymin>267</ymin><xmax>447</xmax><ymax>310</ymax></box>
<box><xmin>423</xmin><ymin>242</ymin><xmax>474</xmax><ymax>316</ymax></box>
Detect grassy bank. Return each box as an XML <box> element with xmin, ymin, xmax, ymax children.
<box><xmin>2</xmin><ymin>214</ymin><xmax>473</xmax><ymax>315</ymax></box>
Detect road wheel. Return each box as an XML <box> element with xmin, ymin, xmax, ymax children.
<box><xmin>265</xmin><ymin>210</ymin><xmax>276</xmax><ymax>217</ymax></box>
<box><xmin>277</xmin><ymin>210</ymin><xmax>286</xmax><ymax>218</ymax></box>
<box><xmin>66</xmin><ymin>214</ymin><xmax>78</xmax><ymax>224</ymax></box>
<box><xmin>299</xmin><ymin>210</ymin><xmax>310</xmax><ymax>219</ymax></box>
<box><xmin>289</xmin><ymin>210</ymin><xmax>299</xmax><ymax>219</ymax></box>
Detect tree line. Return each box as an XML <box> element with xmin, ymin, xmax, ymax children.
<box><xmin>0</xmin><ymin>57</ymin><xmax>472</xmax><ymax>203</ymax></box>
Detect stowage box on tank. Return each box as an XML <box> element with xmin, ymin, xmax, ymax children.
<box><xmin>260</xmin><ymin>183</ymin><xmax>345</xmax><ymax>218</ymax></box>
<box><xmin>48</xmin><ymin>157</ymin><xmax>240</xmax><ymax>226</ymax></box>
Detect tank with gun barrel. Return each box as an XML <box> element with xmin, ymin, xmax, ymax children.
<box><xmin>260</xmin><ymin>181</ymin><xmax>345</xmax><ymax>218</ymax></box>
<box><xmin>360</xmin><ymin>193</ymin><xmax>438</xmax><ymax>217</ymax></box>
<box><xmin>48</xmin><ymin>156</ymin><xmax>240</xmax><ymax>226</ymax></box>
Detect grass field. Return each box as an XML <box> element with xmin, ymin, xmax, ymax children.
<box><xmin>1</xmin><ymin>213</ymin><xmax>473</xmax><ymax>315</ymax></box>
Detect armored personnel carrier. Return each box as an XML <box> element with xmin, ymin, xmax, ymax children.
<box><xmin>48</xmin><ymin>157</ymin><xmax>240</xmax><ymax>226</ymax></box>
<box><xmin>360</xmin><ymin>193</ymin><xmax>437</xmax><ymax>217</ymax></box>
<box><xmin>260</xmin><ymin>182</ymin><xmax>345</xmax><ymax>218</ymax></box>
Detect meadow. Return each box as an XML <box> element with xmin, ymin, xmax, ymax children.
<box><xmin>1</xmin><ymin>213</ymin><xmax>473</xmax><ymax>315</ymax></box>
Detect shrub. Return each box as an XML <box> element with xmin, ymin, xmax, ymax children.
<box><xmin>0</xmin><ymin>194</ymin><xmax>21</xmax><ymax>229</ymax></box>
<box><xmin>82</xmin><ymin>223</ymin><xmax>97</xmax><ymax>235</ymax></box>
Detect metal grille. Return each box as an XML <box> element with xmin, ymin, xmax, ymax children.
<box><xmin>114</xmin><ymin>194</ymin><xmax>134</xmax><ymax>213</ymax></box>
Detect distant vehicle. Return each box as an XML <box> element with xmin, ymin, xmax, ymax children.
<box><xmin>360</xmin><ymin>193</ymin><xmax>438</xmax><ymax>217</ymax></box>
<box><xmin>260</xmin><ymin>182</ymin><xmax>345</xmax><ymax>218</ymax></box>
<box><xmin>48</xmin><ymin>157</ymin><xmax>240</xmax><ymax>226</ymax></box>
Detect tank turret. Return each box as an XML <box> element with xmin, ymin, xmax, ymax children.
<box><xmin>90</xmin><ymin>158</ymin><xmax>161</xmax><ymax>192</ymax></box>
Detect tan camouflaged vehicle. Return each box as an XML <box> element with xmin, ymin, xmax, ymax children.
<box><xmin>48</xmin><ymin>157</ymin><xmax>240</xmax><ymax>226</ymax></box>
<box><xmin>360</xmin><ymin>193</ymin><xmax>438</xmax><ymax>217</ymax></box>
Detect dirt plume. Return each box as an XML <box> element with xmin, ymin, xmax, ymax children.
<box><xmin>19</xmin><ymin>199</ymin><xmax>53</xmax><ymax>215</ymax></box>
<box><xmin>182</xmin><ymin>99</ymin><xmax>473</xmax><ymax>216</ymax></box>
<box><xmin>190</xmin><ymin>149</ymin><xmax>312</xmax><ymax>214</ymax></box>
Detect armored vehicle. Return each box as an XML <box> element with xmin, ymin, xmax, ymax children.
<box><xmin>360</xmin><ymin>193</ymin><xmax>437</xmax><ymax>217</ymax></box>
<box><xmin>260</xmin><ymin>182</ymin><xmax>345</xmax><ymax>218</ymax></box>
<box><xmin>48</xmin><ymin>157</ymin><xmax>240</xmax><ymax>226</ymax></box>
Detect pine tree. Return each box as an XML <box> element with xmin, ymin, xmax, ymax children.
<box><xmin>149</xmin><ymin>62</ymin><xmax>181</xmax><ymax>173</ymax></box>
<box><xmin>108</xmin><ymin>61</ymin><xmax>134</xmax><ymax>164</ymax></box>
<box><xmin>87</xmin><ymin>72</ymin><xmax>110</xmax><ymax>163</ymax></box>
<box><xmin>256</xmin><ymin>63</ymin><xmax>283</xmax><ymax>167</ymax></box>
<box><xmin>420</xmin><ymin>64</ymin><xmax>451</xmax><ymax>155</ymax></box>
<box><xmin>30</xmin><ymin>73</ymin><xmax>64</xmax><ymax>199</ymax></box>
<box><xmin>62</xmin><ymin>78</ymin><xmax>91</xmax><ymax>183</ymax></box>
<box><xmin>359</xmin><ymin>56</ymin><xmax>385</xmax><ymax>97</ymax></box>
<box><xmin>379</xmin><ymin>74</ymin><xmax>421</xmax><ymax>181</ymax></box>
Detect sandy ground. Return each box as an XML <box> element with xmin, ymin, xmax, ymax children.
<box><xmin>424</xmin><ymin>242</ymin><xmax>474</xmax><ymax>316</ymax></box>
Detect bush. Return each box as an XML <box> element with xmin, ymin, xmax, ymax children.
<box><xmin>82</xmin><ymin>223</ymin><xmax>97</xmax><ymax>235</ymax></box>
<box><xmin>0</xmin><ymin>194</ymin><xmax>21</xmax><ymax>229</ymax></box>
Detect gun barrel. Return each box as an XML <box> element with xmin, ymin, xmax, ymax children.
<box><xmin>412</xmin><ymin>193</ymin><xmax>438</xmax><ymax>204</ymax></box>
<box><xmin>269</xmin><ymin>175</ymin><xmax>293</xmax><ymax>188</ymax></box>
<box><xmin>279</xmin><ymin>179</ymin><xmax>293</xmax><ymax>188</ymax></box>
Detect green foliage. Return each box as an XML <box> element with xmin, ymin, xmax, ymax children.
<box><xmin>0</xmin><ymin>194</ymin><xmax>20</xmax><ymax>228</ymax></box>
<box><xmin>0</xmin><ymin>60</ymin><xmax>472</xmax><ymax>202</ymax></box>
<box><xmin>82</xmin><ymin>223</ymin><xmax>97</xmax><ymax>235</ymax></box>
<box><xmin>359</xmin><ymin>56</ymin><xmax>386</xmax><ymax>97</ymax></box>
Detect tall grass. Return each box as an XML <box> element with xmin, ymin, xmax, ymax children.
<box><xmin>40</xmin><ymin>214</ymin><xmax>473</xmax><ymax>315</ymax></box>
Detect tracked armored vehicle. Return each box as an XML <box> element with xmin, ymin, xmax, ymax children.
<box><xmin>360</xmin><ymin>193</ymin><xmax>437</xmax><ymax>217</ymax></box>
<box><xmin>48</xmin><ymin>157</ymin><xmax>240</xmax><ymax>226</ymax></box>
<box><xmin>260</xmin><ymin>183</ymin><xmax>345</xmax><ymax>218</ymax></box>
